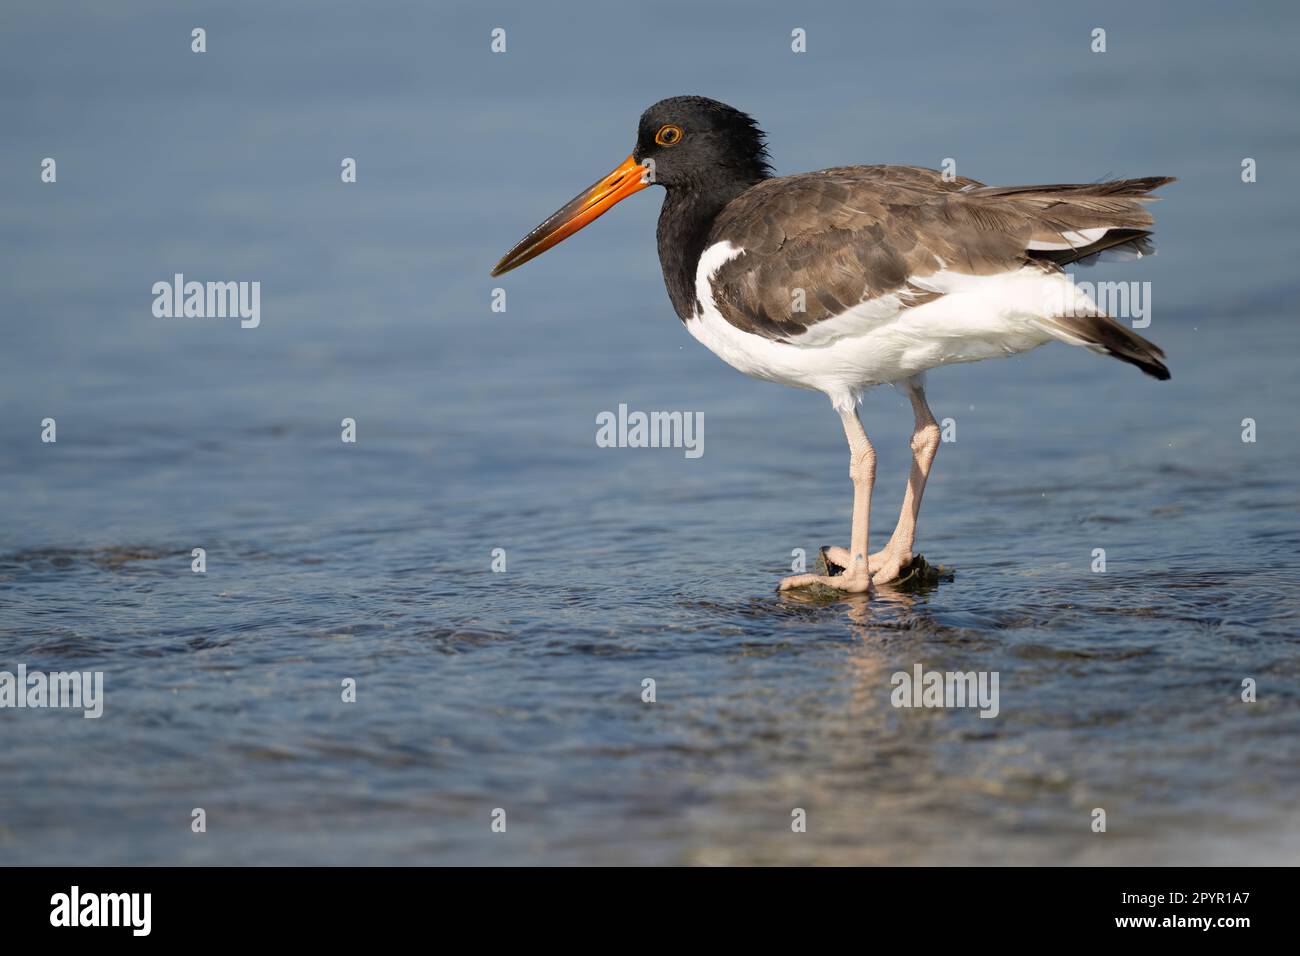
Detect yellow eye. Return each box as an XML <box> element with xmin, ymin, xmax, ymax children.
<box><xmin>655</xmin><ymin>124</ymin><xmax>683</xmax><ymax>147</ymax></box>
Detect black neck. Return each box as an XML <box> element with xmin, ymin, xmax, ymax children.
<box><xmin>656</xmin><ymin>175</ymin><xmax>764</xmax><ymax>322</ymax></box>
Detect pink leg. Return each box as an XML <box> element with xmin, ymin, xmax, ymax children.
<box><xmin>871</xmin><ymin>380</ymin><xmax>940</xmax><ymax>584</ymax></box>
<box><xmin>779</xmin><ymin>405</ymin><xmax>876</xmax><ymax>593</ymax></box>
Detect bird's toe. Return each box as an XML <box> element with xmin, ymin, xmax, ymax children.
<box><xmin>870</xmin><ymin>552</ymin><xmax>915</xmax><ymax>586</ymax></box>
<box><xmin>779</xmin><ymin>569</ymin><xmax>873</xmax><ymax>594</ymax></box>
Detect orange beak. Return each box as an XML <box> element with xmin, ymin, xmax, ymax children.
<box><xmin>491</xmin><ymin>155</ymin><xmax>650</xmax><ymax>276</ymax></box>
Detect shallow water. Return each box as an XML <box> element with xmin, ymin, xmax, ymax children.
<box><xmin>2</xmin><ymin>1</ymin><xmax>1299</xmax><ymax>865</ymax></box>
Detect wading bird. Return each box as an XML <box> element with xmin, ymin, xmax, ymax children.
<box><xmin>491</xmin><ymin>96</ymin><xmax>1172</xmax><ymax>594</ymax></box>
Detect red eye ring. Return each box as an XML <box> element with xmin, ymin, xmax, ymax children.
<box><xmin>655</xmin><ymin>124</ymin><xmax>683</xmax><ymax>146</ymax></box>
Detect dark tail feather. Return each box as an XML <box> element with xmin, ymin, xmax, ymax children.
<box><xmin>1039</xmin><ymin>313</ymin><xmax>1171</xmax><ymax>380</ymax></box>
<box><xmin>1086</xmin><ymin>175</ymin><xmax>1177</xmax><ymax>197</ymax></box>
<box><xmin>1008</xmin><ymin>176</ymin><xmax>1174</xmax><ymax>380</ymax></box>
<box><xmin>974</xmin><ymin>175</ymin><xmax>1176</xmax><ymax>199</ymax></box>
<box><xmin>1029</xmin><ymin>228</ymin><xmax>1155</xmax><ymax>267</ymax></box>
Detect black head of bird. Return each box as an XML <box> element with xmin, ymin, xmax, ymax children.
<box><xmin>490</xmin><ymin>95</ymin><xmax>771</xmax><ymax>277</ymax></box>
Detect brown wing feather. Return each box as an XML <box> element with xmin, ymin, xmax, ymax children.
<box><xmin>705</xmin><ymin>167</ymin><xmax>1174</xmax><ymax>342</ymax></box>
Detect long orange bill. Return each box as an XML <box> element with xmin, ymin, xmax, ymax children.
<box><xmin>491</xmin><ymin>155</ymin><xmax>650</xmax><ymax>276</ymax></box>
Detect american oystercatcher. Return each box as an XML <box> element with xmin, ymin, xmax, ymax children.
<box><xmin>491</xmin><ymin>96</ymin><xmax>1173</xmax><ymax>594</ymax></box>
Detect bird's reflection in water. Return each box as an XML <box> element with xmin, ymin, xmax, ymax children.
<box><xmin>776</xmin><ymin>573</ymin><xmax>952</xmax><ymax>721</ymax></box>
<box><xmin>769</xmin><ymin>579</ymin><xmax>963</xmax><ymax>855</ymax></box>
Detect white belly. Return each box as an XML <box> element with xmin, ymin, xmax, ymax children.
<box><xmin>686</xmin><ymin>241</ymin><xmax>1085</xmax><ymax>411</ymax></box>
